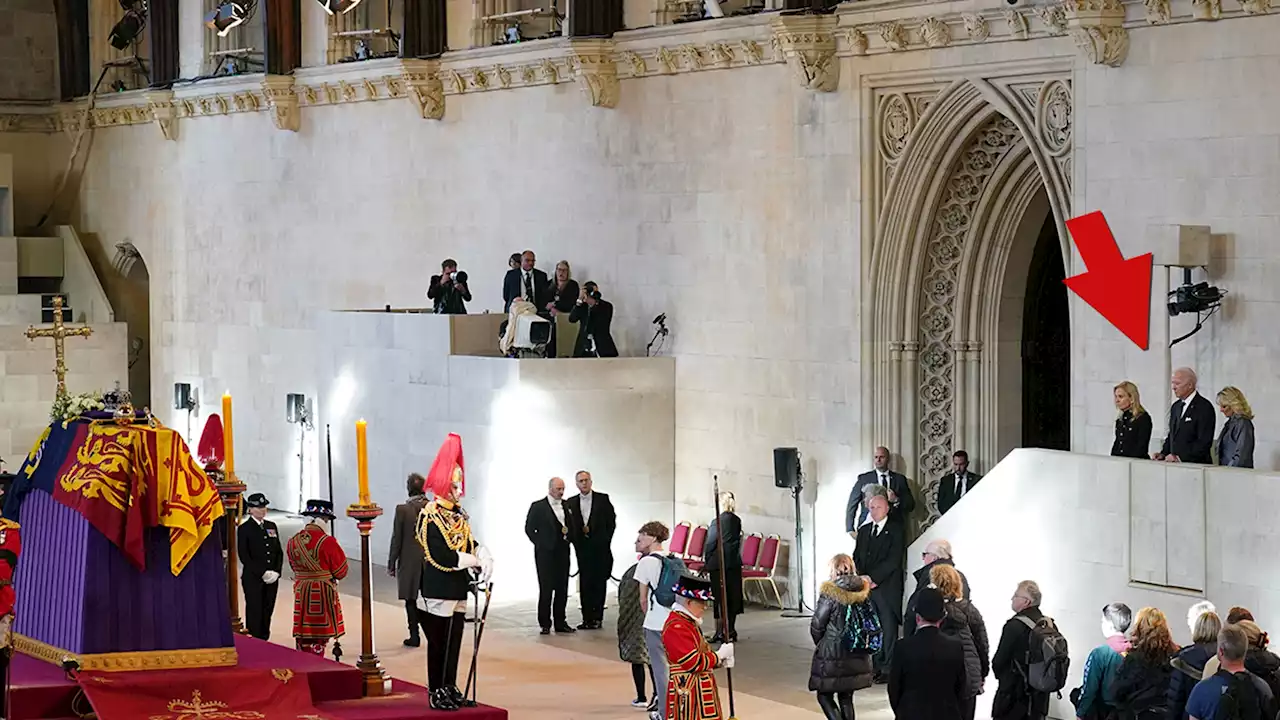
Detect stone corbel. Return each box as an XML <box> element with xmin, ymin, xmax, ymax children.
<box><xmin>569</xmin><ymin>39</ymin><xmax>620</xmax><ymax>109</ymax></box>
<box><xmin>400</xmin><ymin>59</ymin><xmax>445</xmax><ymax>120</ymax></box>
<box><xmin>770</xmin><ymin>14</ymin><xmax>839</xmax><ymax>93</ymax></box>
<box><xmin>144</xmin><ymin>89</ymin><xmax>178</xmax><ymax>141</ymax></box>
<box><xmin>260</xmin><ymin>75</ymin><xmax>300</xmax><ymax>132</ymax></box>
<box><xmin>1063</xmin><ymin>0</ymin><xmax>1130</xmax><ymax>67</ymax></box>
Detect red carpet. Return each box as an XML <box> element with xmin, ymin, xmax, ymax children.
<box><xmin>8</xmin><ymin>636</ymin><xmax>507</xmax><ymax>720</ymax></box>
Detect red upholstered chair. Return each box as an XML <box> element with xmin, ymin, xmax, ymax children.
<box><xmin>669</xmin><ymin>522</ymin><xmax>691</xmax><ymax>557</ymax></box>
<box><xmin>739</xmin><ymin>533</ymin><xmax>763</xmax><ymax>569</ymax></box>
<box><xmin>684</xmin><ymin>525</ymin><xmax>708</xmax><ymax>572</ymax></box>
<box><xmin>742</xmin><ymin>534</ymin><xmax>782</xmax><ymax>609</ymax></box>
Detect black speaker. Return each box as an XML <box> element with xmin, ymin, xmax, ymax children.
<box><xmin>774</xmin><ymin>447</ymin><xmax>800</xmax><ymax>488</ymax></box>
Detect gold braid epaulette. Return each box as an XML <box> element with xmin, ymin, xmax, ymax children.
<box><xmin>416</xmin><ymin>500</ymin><xmax>474</xmax><ymax>573</ymax></box>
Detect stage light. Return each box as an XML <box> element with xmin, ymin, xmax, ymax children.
<box><xmin>109</xmin><ymin>1</ymin><xmax>148</xmax><ymax>51</ymax></box>
<box><xmin>314</xmin><ymin>0</ymin><xmax>364</xmax><ymax>15</ymax></box>
<box><xmin>205</xmin><ymin>0</ymin><xmax>256</xmax><ymax>37</ymax></box>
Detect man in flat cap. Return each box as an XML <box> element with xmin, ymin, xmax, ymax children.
<box><xmin>239</xmin><ymin>492</ymin><xmax>283</xmax><ymax>640</ymax></box>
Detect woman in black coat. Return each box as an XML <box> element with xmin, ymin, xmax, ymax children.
<box><xmin>1112</xmin><ymin>381</ymin><xmax>1153</xmax><ymax>458</ymax></box>
<box><xmin>932</xmin><ymin>564</ymin><xmax>989</xmax><ymax>720</ymax></box>
<box><xmin>1215</xmin><ymin>387</ymin><xmax>1256</xmax><ymax>468</ymax></box>
<box><xmin>1114</xmin><ymin>607</ymin><xmax>1179</xmax><ymax>720</ymax></box>
<box><xmin>703</xmin><ymin>492</ymin><xmax>743</xmax><ymax>643</ymax></box>
<box><xmin>810</xmin><ymin>554</ymin><xmax>875</xmax><ymax>720</ymax></box>
<box><xmin>1165</xmin><ymin>609</ymin><xmax>1221</xmax><ymax>720</ymax></box>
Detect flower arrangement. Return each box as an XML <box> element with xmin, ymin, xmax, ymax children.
<box><xmin>50</xmin><ymin>391</ymin><xmax>105</xmax><ymax>424</ymax></box>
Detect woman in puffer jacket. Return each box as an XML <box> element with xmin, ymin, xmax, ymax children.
<box><xmin>1237</xmin><ymin>620</ymin><xmax>1280</xmax><ymax>699</ymax></box>
<box><xmin>1165</xmin><ymin>610</ymin><xmax>1221</xmax><ymax>720</ymax></box>
<box><xmin>1114</xmin><ymin>607</ymin><xmax>1179</xmax><ymax>720</ymax></box>
<box><xmin>809</xmin><ymin>553</ymin><xmax>875</xmax><ymax>720</ymax></box>
<box><xmin>931</xmin><ymin>563</ymin><xmax>989</xmax><ymax>720</ymax></box>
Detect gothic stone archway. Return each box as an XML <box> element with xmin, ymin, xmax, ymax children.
<box><xmin>860</xmin><ymin>64</ymin><xmax>1074</xmax><ymax>529</ymax></box>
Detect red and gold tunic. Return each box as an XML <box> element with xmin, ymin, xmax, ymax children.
<box><xmin>286</xmin><ymin>524</ymin><xmax>349</xmax><ymax>641</ymax></box>
<box><xmin>662</xmin><ymin>608</ymin><xmax>723</xmax><ymax>720</ymax></box>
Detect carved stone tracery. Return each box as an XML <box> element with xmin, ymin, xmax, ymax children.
<box><xmin>770</xmin><ymin>15</ymin><xmax>840</xmax><ymax>92</ymax></box>
<box><xmin>915</xmin><ymin>115</ymin><xmax>1023</xmax><ymax>503</ymax></box>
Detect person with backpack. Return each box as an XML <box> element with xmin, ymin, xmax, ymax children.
<box><xmin>808</xmin><ymin>553</ymin><xmax>876</xmax><ymax>720</ymax></box>
<box><xmin>1167</xmin><ymin>611</ymin><xmax>1222</xmax><ymax>720</ymax></box>
<box><xmin>1074</xmin><ymin>603</ymin><xmax>1133</xmax><ymax>720</ymax></box>
<box><xmin>633</xmin><ymin>521</ymin><xmax>686</xmax><ymax>720</ymax></box>
<box><xmin>1112</xmin><ymin>607</ymin><xmax>1179</xmax><ymax>719</ymax></box>
<box><xmin>933</xmin><ymin>564</ymin><xmax>990</xmax><ymax>720</ymax></box>
<box><xmin>1185</xmin><ymin>624</ymin><xmax>1277</xmax><ymax>720</ymax></box>
<box><xmin>992</xmin><ymin>580</ymin><xmax>1065</xmax><ymax>720</ymax></box>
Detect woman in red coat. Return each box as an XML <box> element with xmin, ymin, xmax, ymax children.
<box><xmin>661</xmin><ymin>575</ymin><xmax>735</xmax><ymax>720</ymax></box>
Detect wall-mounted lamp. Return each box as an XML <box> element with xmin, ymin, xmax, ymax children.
<box><xmin>174</xmin><ymin>383</ymin><xmax>198</xmax><ymax>412</ymax></box>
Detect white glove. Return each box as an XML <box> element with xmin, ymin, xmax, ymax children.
<box><xmin>477</xmin><ymin>545</ymin><xmax>494</xmax><ymax>583</ymax></box>
<box><xmin>262</xmin><ymin>570</ymin><xmax>280</xmax><ymax>584</ymax></box>
<box><xmin>716</xmin><ymin>643</ymin><xmax>735</xmax><ymax>669</ymax></box>
<box><xmin>456</xmin><ymin>552</ymin><xmax>480</xmax><ymax>570</ymax></box>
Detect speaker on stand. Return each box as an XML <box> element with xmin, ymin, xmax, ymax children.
<box><xmin>774</xmin><ymin>447</ymin><xmax>813</xmax><ymax>618</ymax></box>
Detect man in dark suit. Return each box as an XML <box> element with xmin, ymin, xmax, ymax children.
<box><xmin>238</xmin><ymin>492</ymin><xmax>283</xmax><ymax>641</ymax></box>
<box><xmin>889</xmin><ymin>586</ymin><xmax>967</xmax><ymax>720</ymax></box>
<box><xmin>568</xmin><ymin>282</ymin><xmax>619</xmax><ymax>358</ymax></box>
<box><xmin>1152</xmin><ymin>366</ymin><xmax>1216</xmax><ymax>465</ymax></box>
<box><xmin>937</xmin><ymin>450</ymin><xmax>982</xmax><ymax>516</ymax></box>
<box><xmin>565</xmin><ymin>470</ymin><xmax>616</xmax><ymax>630</ymax></box>
<box><xmin>846</xmin><ymin>446</ymin><xmax>916</xmax><ymax>536</ymax></box>
<box><xmin>503</xmin><ymin>250</ymin><xmax>552</xmax><ymax>313</ymax></box>
<box><xmin>524</xmin><ymin>476</ymin><xmax>576</xmax><ymax>634</ymax></box>
<box><xmin>853</xmin><ymin>491</ymin><xmax>906</xmax><ymax>682</ymax></box>
<box><xmin>388</xmin><ymin>473</ymin><xmax>429</xmax><ymax>647</ymax></box>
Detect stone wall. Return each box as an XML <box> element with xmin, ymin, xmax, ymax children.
<box><xmin>0</xmin><ymin>0</ymin><xmax>58</xmax><ymax>102</ymax></box>
<box><xmin>25</xmin><ymin>9</ymin><xmax>1280</xmax><ymax>589</ymax></box>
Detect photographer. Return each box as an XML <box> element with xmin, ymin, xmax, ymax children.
<box><xmin>568</xmin><ymin>282</ymin><xmax>618</xmax><ymax>358</ymax></box>
<box><xmin>427</xmin><ymin>259</ymin><xmax>471</xmax><ymax>315</ymax></box>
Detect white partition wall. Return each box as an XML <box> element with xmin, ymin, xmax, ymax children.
<box><xmin>908</xmin><ymin>449</ymin><xmax>1280</xmax><ymax>719</ymax></box>
<box><xmin>316</xmin><ymin>310</ymin><xmax>676</xmax><ymax>604</ymax></box>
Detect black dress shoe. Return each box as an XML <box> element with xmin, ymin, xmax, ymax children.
<box><xmin>447</xmin><ymin>686</ymin><xmax>476</xmax><ymax>708</ymax></box>
<box><xmin>707</xmin><ymin>633</ymin><xmax>725</xmax><ymax>644</ymax></box>
<box><xmin>403</xmin><ymin>637</ymin><xmax>421</xmax><ymax>647</ymax></box>
<box><xmin>554</xmin><ymin>625</ymin><xmax>577</xmax><ymax>633</ymax></box>
<box><xmin>577</xmin><ymin>621</ymin><xmax>600</xmax><ymax>630</ymax></box>
<box><xmin>539</xmin><ymin>627</ymin><xmax>551</xmax><ymax>635</ymax></box>
<box><xmin>429</xmin><ymin>688</ymin><xmax>459</xmax><ymax>711</ymax></box>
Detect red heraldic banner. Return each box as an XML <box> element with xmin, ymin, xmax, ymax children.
<box><xmin>77</xmin><ymin>667</ymin><xmax>336</xmax><ymax>720</ymax></box>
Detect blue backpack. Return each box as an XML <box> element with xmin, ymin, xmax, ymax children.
<box><xmin>842</xmin><ymin>602</ymin><xmax>883</xmax><ymax>653</ymax></box>
<box><xmin>647</xmin><ymin>553</ymin><xmax>687</xmax><ymax>608</ymax></box>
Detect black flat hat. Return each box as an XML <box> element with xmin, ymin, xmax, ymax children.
<box><xmin>302</xmin><ymin>498</ymin><xmax>336</xmax><ymax>520</ymax></box>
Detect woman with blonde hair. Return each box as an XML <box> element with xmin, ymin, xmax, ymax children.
<box><xmin>1215</xmin><ymin>386</ymin><xmax>1256</xmax><ymax>468</ymax></box>
<box><xmin>1111</xmin><ymin>381</ymin><xmax>1153</xmax><ymax>458</ymax></box>
<box><xmin>1167</xmin><ymin>610</ymin><xmax>1221</xmax><ymax>719</ymax></box>
<box><xmin>1112</xmin><ymin>607</ymin><xmax>1179</xmax><ymax>719</ymax></box>
<box><xmin>931</xmin><ymin>564</ymin><xmax>988</xmax><ymax>720</ymax></box>
<box><xmin>809</xmin><ymin>554</ymin><xmax>875</xmax><ymax>720</ymax></box>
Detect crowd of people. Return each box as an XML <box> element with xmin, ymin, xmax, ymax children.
<box><xmin>426</xmin><ymin>251</ymin><xmax>619</xmax><ymax>358</ymax></box>
<box><xmin>1112</xmin><ymin>367</ymin><xmax>1256</xmax><ymax>468</ymax></box>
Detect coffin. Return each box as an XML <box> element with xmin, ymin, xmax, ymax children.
<box><xmin>4</xmin><ymin>415</ymin><xmax>234</xmax><ymax>671</ymax></box>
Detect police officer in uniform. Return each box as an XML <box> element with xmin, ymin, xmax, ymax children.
<box><xmin>238</xmin><ymin>493</ymin><xmax>283</xmax><ymax>640</ymax></box>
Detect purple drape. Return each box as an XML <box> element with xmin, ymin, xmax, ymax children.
<box><xmin>14</xmin><ymin>489</ymin><xmax>234</xmax><ymax>656</ymax></box>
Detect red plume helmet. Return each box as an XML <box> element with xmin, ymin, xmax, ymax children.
<box><xmin>197</xmin><ymin>415</ymin><xmax>225</xmax><ymax>468</ymax></box>
<box><xmin>426</xmin><ymin>433</ymin><xmax>465</xmax><ymax>499</ymax></box>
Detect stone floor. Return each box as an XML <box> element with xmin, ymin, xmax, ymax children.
<box><xmin>262</xmin><ymin>513</ymin><xmax>895</xmax><ymax>719</ymax></box>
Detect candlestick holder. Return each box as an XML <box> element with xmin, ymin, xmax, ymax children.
<box><xmin>346</xmin><ymin>501</ymin><xmax>389</xmax><ymax>697</ymax></box>
<box><xmin>212</xmin><ymin>465</ymin><xmax>248</xmax><ymax>635</ymax></box>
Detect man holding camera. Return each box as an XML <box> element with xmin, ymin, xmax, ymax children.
<box><xmin>428</xmin><ymin>259</ymin><xmax>471</xmax><ymax>315</ymax></box>
<box><xmin>568</xmin><ymin>281</ymin><xmax>618</xmax><ymax>358</ymax></box>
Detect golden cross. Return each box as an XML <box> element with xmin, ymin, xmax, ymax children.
<box><xmin>24</xmin><ymin>295</ymin><xmax>93</xmax><ymax>401</ymax></box>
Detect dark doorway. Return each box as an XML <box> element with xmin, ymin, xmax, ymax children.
<box><xmin>1021</xmin><ymin>212</ymin><xmax>1070</xmax><ymax>450</ymax></box>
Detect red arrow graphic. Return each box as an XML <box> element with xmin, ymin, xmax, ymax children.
<box><xmin>1062</xmin><ymin>211</ymin><xmax>1153</xmax><ymax>350</ymax></box>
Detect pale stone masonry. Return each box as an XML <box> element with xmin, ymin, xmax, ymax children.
<box><xmin>0</xmin><ymin>1</ymin><xmax>1276</xmax><ymax>584</ymax></box>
